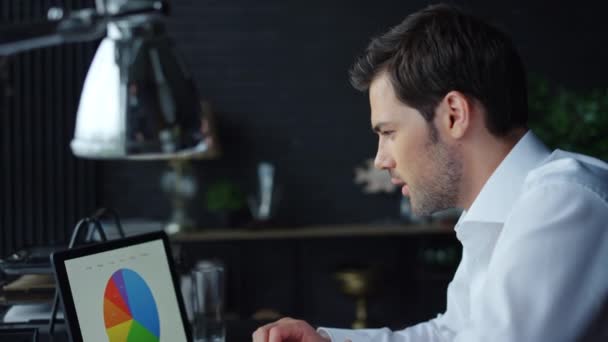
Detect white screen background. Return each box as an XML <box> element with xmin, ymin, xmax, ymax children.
<box><xmin>63</xmin><ymin>239</ymin><xmax>188</xmax><ymax>342</ymax></box>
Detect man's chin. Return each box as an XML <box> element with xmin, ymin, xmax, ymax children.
<box><xmin>409</xmin><ymin>199</ymin><xmax>427</xmax><ymax>217</ymax></box>
<box><xmin>410</xmin><ymin>198</ymin><xmax>441</xmax><ymax>217</ymax></box>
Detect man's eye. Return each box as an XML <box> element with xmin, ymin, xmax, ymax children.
<box><xmin>381</xmin><ymin>131</ymin><xmax>394</xmax><ymax>136</ymax></box>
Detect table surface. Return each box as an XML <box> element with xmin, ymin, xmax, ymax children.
<box><xmin>0</xmin><ymin>319</ymin><xmax>265</xmax><ymax>342</ymax></box>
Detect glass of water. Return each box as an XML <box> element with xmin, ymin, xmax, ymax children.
<box><xmin>191</xmin><ymin>260</ymin><xmax>225</xmax><ymax>342</ymax></box>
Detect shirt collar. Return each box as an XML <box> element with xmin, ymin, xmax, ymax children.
<box><xmin>459</xmin><ymin>130</ymin><xmax>551</xmax><ymax>224</ymax></box>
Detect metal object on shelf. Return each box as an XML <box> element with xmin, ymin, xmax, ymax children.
<box><xmin>334</xmin><ymin>268</ymin><xmax>374</xmax><ymax>329</ymax></box>
<box><xmin>248</xmin><ymin>162</ymin><xmax>276</xmax><ymax>222</ymax></box>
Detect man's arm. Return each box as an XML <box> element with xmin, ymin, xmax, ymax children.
<box><xmin>252</xmin><ymin>258</ymin><xmax>472</xmax><ymax>342</ymax></box>
<box><xmin>253</xmin><ymin>317</ymin><xmax>449</xmax><ymax>342</ymax></box>
<box><xmin>253</xmin><ymin>234</ymin><xmax>473</xmax><ymax>342</ymax></box>
<box><xmin>318</xmin><ymin>318</ymin><xmax>448</xmax><ymax>342</ymax></box>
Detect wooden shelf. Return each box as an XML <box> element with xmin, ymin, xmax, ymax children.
<box><xmin>171</xmin><ymin>223</ymin><xmax>454</xmax><ymax>242</ymax></box>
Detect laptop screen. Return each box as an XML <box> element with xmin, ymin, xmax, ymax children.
<box><xmin>61</xmin><ymin>238</ymin><xmax>188</xmax><ymax>342</ymax></box>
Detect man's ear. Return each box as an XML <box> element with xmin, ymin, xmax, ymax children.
<box><xmin>435</xmin><ymin>91</ymin><xmax>471</xmax><ymax>140</ymax></box>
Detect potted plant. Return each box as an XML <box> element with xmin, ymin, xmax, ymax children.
<box><xmin>204</xmin><ymin>180</ymin><xmax>247</xmax><ymax>228</ymax></box>
<box><xmin>528</xmin><ymin>74</ymin><xmax>608</xmax><ymax>161</ymax></box>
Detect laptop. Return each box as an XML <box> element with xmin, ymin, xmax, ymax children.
<box><xmin>51</xmin><ymin>231</ymin><xmax>191</xmax><ymax>342</ymax></box>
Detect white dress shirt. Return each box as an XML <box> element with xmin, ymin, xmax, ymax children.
<box><xmin>319</xmin><ymin>131</ymin><xmax>608</xmax><ymax>342</ymax></box>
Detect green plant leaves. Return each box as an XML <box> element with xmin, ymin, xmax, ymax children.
<box><xmin>528</xmin><ymin>74</ymin><xmax>608</xmax><ymax>161</ymax></box>
<box><xmin>205</xmin><ymin>180</ymin><xmax>245</xmax><ymax>212</ymax></box>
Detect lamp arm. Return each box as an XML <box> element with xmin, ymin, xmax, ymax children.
<box><xmin>0</xmin><ymin>0</ymin><xmax>168</xmax><ymax>56</ymax></box>
<box><xmin>0</xmin><ymin>9</ymin><xmax>106</xmax><ymax>56</ymax></box>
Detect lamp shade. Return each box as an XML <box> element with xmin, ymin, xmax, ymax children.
<box><xmin>71</xmin><ymin>17</ymin><xmax>214</xmax><ymax>160</ymax></box>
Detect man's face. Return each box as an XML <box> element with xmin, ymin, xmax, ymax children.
<box><xmin>369</xmin><ymin>72</ymin><xmax>462</xmax><ymax>216</ymax></box>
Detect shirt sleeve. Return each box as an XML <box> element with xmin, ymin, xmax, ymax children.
<box><xmin>454</xmin><ymin>180</ymin><xmax>608</xmax><ymax>342</ymax></box>
<box><xmin>317</xmin><ymin>318</ymin><xmax>448</xmax><ymax>342</ymax></box>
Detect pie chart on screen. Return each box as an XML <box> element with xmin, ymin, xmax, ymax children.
<box><xmin>104</xmin><ymin>268</ymin><xmax>160</xmax><ymax>342</ymax></box>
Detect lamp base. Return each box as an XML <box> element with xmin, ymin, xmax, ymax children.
<box><xmin>165</xmin><ymin>207</ymin><xmax>195</xmax><ymax>235</ymax></box>
<box><xmin>161</xmin><ymin>159</ymin><xmax>197</xmax><ymax>234</ymax></box>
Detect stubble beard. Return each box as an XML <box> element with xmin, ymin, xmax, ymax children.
<box><xmin>410</xmin><ymin>133</ymin><xmax>462</xmax><ymax>217</ymax></box>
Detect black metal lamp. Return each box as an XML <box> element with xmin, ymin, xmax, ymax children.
<box><xmin>1</xmin><ymin>0</ymin><xmax>220</xmax><ymax>233</ymax></box>
<box><xmin>1</xmin><ymin>0</ymin><xmax>219</xmax><ymax>160</ymax></box>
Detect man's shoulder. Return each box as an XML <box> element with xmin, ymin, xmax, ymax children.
<box><xmin>523</xmin><ymin>149</ymin><xmax>608</xmax><ymax>202</ymax></box>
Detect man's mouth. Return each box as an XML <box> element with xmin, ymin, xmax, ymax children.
<box><xmin>390</xmin><ymin>177</ymin><xmax>410</xmax><ymax>197</ymax></box>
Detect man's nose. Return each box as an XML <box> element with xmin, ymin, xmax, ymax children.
<box><xmin>374</xmin><ymin>148</ymin><xmax>394</xmax><ymax>170</ymax></box>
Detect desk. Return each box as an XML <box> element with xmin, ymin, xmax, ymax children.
<box><xmin>0</xmin><ymin>319</ymin><xmax>263</xmax><ymax>342</ymax></box>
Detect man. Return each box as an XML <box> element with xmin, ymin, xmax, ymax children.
<box><xmin>253</xmin><ymin>3</ymin><xmax>608</xmax><ymax>342</ymax></box>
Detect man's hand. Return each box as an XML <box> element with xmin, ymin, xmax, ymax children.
<box><xmin>252</xmin><ymin>317</ymin><xmax>331</xmax><ymax>342</ymax></box>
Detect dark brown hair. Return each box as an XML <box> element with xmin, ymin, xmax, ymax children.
<box><xmin>350</xmin><ymin>3</ymin><xmax>528</xmax><ymax>136</ymax></box>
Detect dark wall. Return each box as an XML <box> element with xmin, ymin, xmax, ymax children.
<box><xmin>99</xmin><ymin>0</ymin><xmax>608</xmax><ymax>227</ymax></box>
<box><xmin>0</xmin><ymin>0</ymin><xmax>97</xmax><ymax>258</ymax></box>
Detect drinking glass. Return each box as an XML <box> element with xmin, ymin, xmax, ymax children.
<box><xmin>190</xmin><ymin>260</ymin><xmax>225</xmax><ymax>342</ymax></box>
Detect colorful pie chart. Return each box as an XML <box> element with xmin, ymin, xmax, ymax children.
<box><xmin>104</xmin><ymin>268</ymin><xmax>160</xmax><ymax>342</ymax></box>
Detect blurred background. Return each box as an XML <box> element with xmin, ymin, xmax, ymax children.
<box><xmin>1</xmin><ymin>0</ymin><xmax>607</xmax><ymax>331</ymax></box>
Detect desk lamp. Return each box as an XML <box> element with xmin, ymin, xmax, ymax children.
<box><xmin>1</xmin><ymin>0</ymin><xmax>219</xmax><ymax>232</ymax></box>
